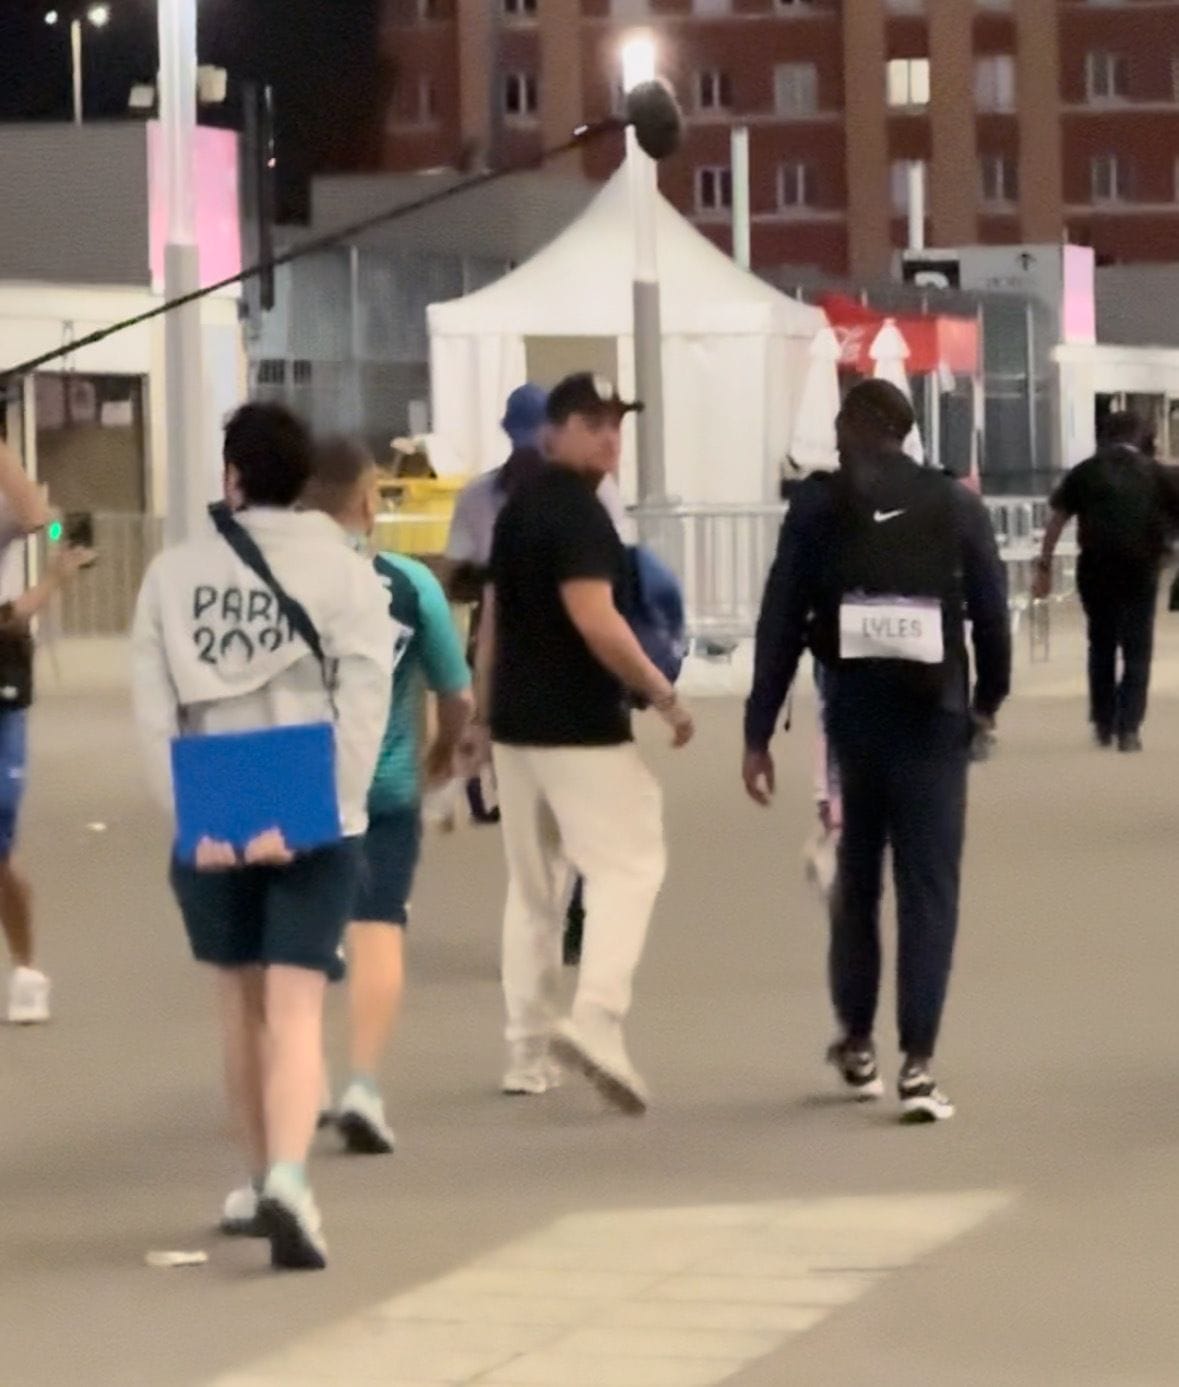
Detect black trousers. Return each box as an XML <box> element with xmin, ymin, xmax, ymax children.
<box><xmin>1077</xmin><ymin>557</ymin><xmax>1158</xmax><ymax>737</ymax></box>
<box><xmin>828</xmin><ymin>703</ymin><xmax>970</xmax><ymax>1062</ymax></box>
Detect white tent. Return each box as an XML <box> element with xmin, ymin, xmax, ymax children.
<box><xmin>427</xmin><ymin>170</ymin><xmax>830</xmax><ymax>504</ymax></box>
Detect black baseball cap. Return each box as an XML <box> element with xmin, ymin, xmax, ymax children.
<box><xmin>546</xmin><ymin>373</ymin><xmax>644</xmax><ymax>426</ymax></box>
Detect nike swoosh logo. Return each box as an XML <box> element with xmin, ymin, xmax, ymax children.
<box><xmin>873</xmin><ymin>509</ymin><xmax>905</xmax><ymax>523</ymax></box>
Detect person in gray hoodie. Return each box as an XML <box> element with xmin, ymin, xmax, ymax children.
<box><xmin>132</xmin><ymin>403</ymin><xmax>392</xmax><ymax>1271</ymax></box>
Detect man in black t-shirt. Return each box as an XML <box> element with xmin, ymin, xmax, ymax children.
<box><xmin>1035</xmin><ymin>412</ymin><xmax>1179</xmax><ymax>751</ymax></box>
<box><xmin>476</xmin><ymin>372</ymin><xmax>694</xmax><ymax>1115</ymax></box>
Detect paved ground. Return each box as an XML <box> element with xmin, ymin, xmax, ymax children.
<box><xmin>4</xmin><ymin>609</ymin><xmax>1179</xmax><ymax>1386</ymax></box>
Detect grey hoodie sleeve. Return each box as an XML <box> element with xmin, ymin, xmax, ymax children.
<box><xmin>130</xmin><ymin>559</ymin><xmax>182</xmax><ymax>812</ymax></box>
<box><xmin>324</xmin><ymin>558</ymin><xmax>395</xmax><ymax>835</ymax></box>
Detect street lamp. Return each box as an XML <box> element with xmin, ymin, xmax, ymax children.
<box><xmin>45</xmin><ymin>4</ymin><xmax>112</xmax><ymax>125</ymax></box>
<box><xmin>620</xmin><ymin>30</ymin><xmax>666</xmax><ymax>509</ymax></box>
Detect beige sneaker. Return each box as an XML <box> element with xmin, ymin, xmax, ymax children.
<box><xmin>552</xmin><ymin>1013</ymin><xmax>649</xmax><ymax>1116</ymax></box>
<box><xmin>7</xmin><ymin>967</ymin><xmax>50</xmax><ymax>1025</ymax></box>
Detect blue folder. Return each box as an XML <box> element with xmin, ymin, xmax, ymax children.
<box><xmin>171</xmin><ymin>723</ymin><xmax>341</xmax><ymax>864</ymax></box>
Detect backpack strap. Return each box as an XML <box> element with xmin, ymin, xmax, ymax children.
<box><xmin>208</xmin><ymin>503</ymin><xmax>336</xmax><ymax>712</ymax></box>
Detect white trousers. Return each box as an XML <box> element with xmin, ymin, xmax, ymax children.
<box><xmin>493</xmin><ymin>742</ymin><xmax>667</xmax><ymax>1046</ymax></box>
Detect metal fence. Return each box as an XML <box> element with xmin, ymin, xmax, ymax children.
<box><xmin>39</xmin><ymin>512</ymin><xmax>164</xmax><ymax>638</ymax></box>
<box><xmin>635</xmin><ymin>498</ymin><xmax>1077</xmax><ymax>647</ymax></box>
<box><xmin>36</xmin><ymin>496</ymin><xmax>1072</xmax><ymax>643</ymax></box>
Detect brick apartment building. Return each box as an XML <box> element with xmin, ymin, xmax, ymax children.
<box><xmin>378</xmin><ymin>0</ymin><xmax>1179</xmax><ymax>278</ymax></box>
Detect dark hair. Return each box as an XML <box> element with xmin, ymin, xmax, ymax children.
<box><xmin>839</xmin><ymin>379</ymin><xmax>916</xmax><ymax>445</ymax></box>
<box><xmin>1099</xmin><ymin>410</ymin><xmax>1147</xmax><ymax>449</ymax></box>
<box><xmin>303</xmin><ymin>435</ymin><xmax>376</xmax><ymax>516</ymax></box>
<box><xmin>223</xmin><ymin>403</ymin><xmax>313</xmax><ymax>507</ymax></box>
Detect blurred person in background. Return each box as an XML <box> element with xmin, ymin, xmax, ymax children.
<box><xmin>0</xmin><ymin>438</ymin><xmax>74</xmax><ymax>1026</ymax></box>
<box><xmin>303</xmin><ymin>437</ymin><xmax>471</xmax><ymax>1157</ymax></box>
<box><xmin>0</xmin><ymin>437</ymin><xmax>92</xmax><ymax>1022</ymax></box>
<box><xmin>1035</xmin><ymin>411</ymin><xmax>1179</xmax><ymax>753</ymax></box>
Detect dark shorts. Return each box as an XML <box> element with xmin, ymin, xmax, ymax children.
<box><xmin>353</xmin><ymin>805</ymin><xmax>422</xmax><ymax>928</ymax></box>
<box><xmin>170</xmin><ymin>839</ymin><xmax>362</xmax><ymax>975</ymax></box>
<box><xmin>0</xmin><ymin>710</ymin><xmax>28</xmax><ymax>859</ymax></box>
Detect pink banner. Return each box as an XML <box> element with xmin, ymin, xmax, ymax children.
<box><xmin>147</xmin><ymin>122</ymin><xmax>242</xmax><ymax>293</ymax></box>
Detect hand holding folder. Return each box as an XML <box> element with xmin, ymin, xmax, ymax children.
<box><xmin>171</xmin><ymin>723</ymin><xmax>341</xmax><ymax>867</ymax></box>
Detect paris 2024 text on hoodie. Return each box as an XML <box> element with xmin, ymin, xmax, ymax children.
<box><xmin>131</xmin><ymin>508</ymin><xmax>395</xmax><ymax>839</ymax></box>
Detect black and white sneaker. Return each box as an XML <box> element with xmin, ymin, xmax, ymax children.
<box><xmin>898</xmin><ymin>1065</ymin><xmax>955</xmax><ymax>1124</ymax></box>
<box><xmin>826</xmin><ymin>1040</ymin><xmax>885</xmax><ymax>1101</ymax></box>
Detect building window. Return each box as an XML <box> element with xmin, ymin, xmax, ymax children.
<box><xmin>887</xmin><ymin>58</ymin><xmax>931</xmax><ymax>110</ymax></box>
<box><xmin>974</xmin><ymin>55</ymin><xmax>1016</xmax><ymax>112</ymax></box>
<box><xmin>774</xmin><ymin>63</ymin><xmax>818</xmax><ymax>116</ymax></box>
<box><xmin>1085</xmin><ymin>51</ymin><xmax>1128</xmax><ymax>103</ymax></box>
<box><xmin>980</xmin><ymin>154</ymin><xmax>1018</xmax><ymax>206</ymax></box>
<box><xmin>1091</xmin><ymin>153</ymin><xmax>1131</xmax><ymax>203</ymax></box>
<box><xmin>503</xmin><ymin>72</ymin><xmax>538</xmax><ymax>120</ymax></box>
<box><xmin>696</xmin><ymin>70</ymin><xmax>733</xmax><ymax>113</ymax></box>
<box><xmin>890</xmin><ymin>159</ymin><xmax>927</xmax><ymax>213</ymax></box>
<box><xmin>777</xmin><ymin>162</ymin><xmax>815</xmax><ymax>210</ymax></box>
<box><xmin>692</xmin><ymin>0</ymin><xmax>732</xmax><ymax>13</ymax></box>
<box><xmin>503</xmin><ymin>0</ymin><xmax>537</xmax><ymax>15</ymax></box>
<box><xmin>695</xmin><ymin>166</ymin><xmax>733</xmax><ymax>214</ymax></box>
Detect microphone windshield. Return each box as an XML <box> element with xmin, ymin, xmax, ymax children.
<box><xmin>625</xmin><ymin>79</ymin><xmax>684</xmax><ymax>162</ymax></box>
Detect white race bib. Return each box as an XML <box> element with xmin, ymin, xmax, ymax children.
<box><xmin>839</xmin><ymin>597</ymin><xmax>944</xmax><ymax>665</ymax></box>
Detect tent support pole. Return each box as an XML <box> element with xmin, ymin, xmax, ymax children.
<box><xmin>633</xmin><ymin>278</ymin><xmax>666</xmax><ymax>510</ymax></box>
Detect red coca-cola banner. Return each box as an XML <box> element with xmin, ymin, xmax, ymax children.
<box><xmin>819</xmin><ymin>294</ymin><xmax>980</xmax><ymax>377</ymax></box>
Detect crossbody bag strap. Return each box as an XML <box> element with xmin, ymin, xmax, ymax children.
<box><xmin>208</xmin><ymin>503</ymin><xmax>336</xmax><ymax>714</ymax></box>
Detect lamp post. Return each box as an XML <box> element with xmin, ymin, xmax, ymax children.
<box><xmin>620</xmin><ymin>31</ymin><xmax>666</xmax><ymax>509</ymax></box>
<box><xmin>45</xmin><ymin>4</ymin><xmax>111</xmax><ymax>126</ymax></box>
<box><xmin>158</xmin><ymin>0</ymin><xmax>206</xmax><ymax>543</ymax></box>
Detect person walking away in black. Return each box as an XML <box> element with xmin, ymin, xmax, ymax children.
<box><xmin>742</xmin><ymin>380</ymin><xmax>1011</xmax><ymax>1124</ymax></box>
<box><xmin>1034</xmin><ymin>411</ymin><xmax>1179</xmax><ymax>753</ymax></box>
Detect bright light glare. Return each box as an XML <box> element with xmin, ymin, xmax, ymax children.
<box><xmin>44</xmin><ymin>9</ymin><xmax>59</xmax><ymax>24</ymax></box>
<box><xmin>620</xmin><ymin>31</ymin><xmax>656</xmax><ymax>93</ymax></box>
<box><xmin>87</xmin><ymin>4</ymin><xmax>111</xmax><ymax>27</ymax></box>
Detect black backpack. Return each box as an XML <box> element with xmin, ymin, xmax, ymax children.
<box><xmin>811</xmin><ymin>460</ymin><xmax>963</xmax><ymax>704</ymax></box>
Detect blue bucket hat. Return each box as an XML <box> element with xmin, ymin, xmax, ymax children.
<box><xmin>501</xmin><ymin>383</ymin><xmax>549</xmax><ymax>450</ymax></box>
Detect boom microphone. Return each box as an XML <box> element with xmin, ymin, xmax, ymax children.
<box><xmin>626</xmin><ymin>79</ymin><xmax>684</xmax><ymax>162</ymax></box>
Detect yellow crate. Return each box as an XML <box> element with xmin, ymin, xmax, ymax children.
<box><xmin>374</xmin><ymin>477</ymin><xmax>469</xmax><ymax>557</ymax></box>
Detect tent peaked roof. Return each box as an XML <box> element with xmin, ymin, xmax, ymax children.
<box><xmin>428</xmin><ymin>168</ymin><xmax>823</xmax><ymax>340</ymax></box>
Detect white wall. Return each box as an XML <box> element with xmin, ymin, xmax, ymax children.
<box><xmin>1055</xmin><ymin>343</ymin><xmax>1179</xmax><ymax>466</ymax></box>
<box><xmin>0</xmin><ymin>280</ymin><xmax>245</xmax><ymax>518</ymax></box>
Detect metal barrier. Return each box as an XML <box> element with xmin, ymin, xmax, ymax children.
<box><xmin>32</xmin><ymin>496</ymin><xmax>1074</xmax><ymax>643</ymax></box>
<box><xmin>634</xmin><ymin>498</ymin><xmax>1076</xmax><ymax>646</ymax></box>
<box><xmin>37</xmin><ymin>508</ymin><xmax>448</xmax><ymax>638</ymax></box>
<box><xmin>40</xmin><ymin>513</ymin><xmax>165</xmax><ymax>638</ymax></box>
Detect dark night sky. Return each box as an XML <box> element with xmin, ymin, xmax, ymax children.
<box><xmin>0</xmin><ymin>0</ymin><xmax>384</xmax><ymax>219</ymax></box>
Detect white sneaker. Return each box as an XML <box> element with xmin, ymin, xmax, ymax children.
<box><xmin>502</xmin><ymin>1041</ymin><xmax>563</xmax><ymax>1097</ymax></box>
<box><xmin>336</xmin><ymin>1081</ymin><xmax>396</xmax><ymax>1155</ymax></box>
<box><xmin>7</xmin><ymin>967</ymin><xmax>50</xmax><ymax>1025</ymax></box>
<box><xmin>258</xmin><ymin>1167</ymin><xmax>328</xmax><ymax>1271</ymax></box>
<box><xmin>898</xmin><ymin>1066</ymin><xmax>955</xmax><ymax>1124</ymax></box>
<box><xmin>552</xmin><ymin>1013</ymin><xmax>649</xmax><ymax>1116</ymax></box>
<box><xmin>220</xmin><ymin>1183</ymin><xmax>265</xmax><ymax>1237</ymax></box>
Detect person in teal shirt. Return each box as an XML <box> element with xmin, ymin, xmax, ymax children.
<box><xmin>304</xmin><ymin>437</ymin><xmax>471</xmax><ymax>1155</ymax></box>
